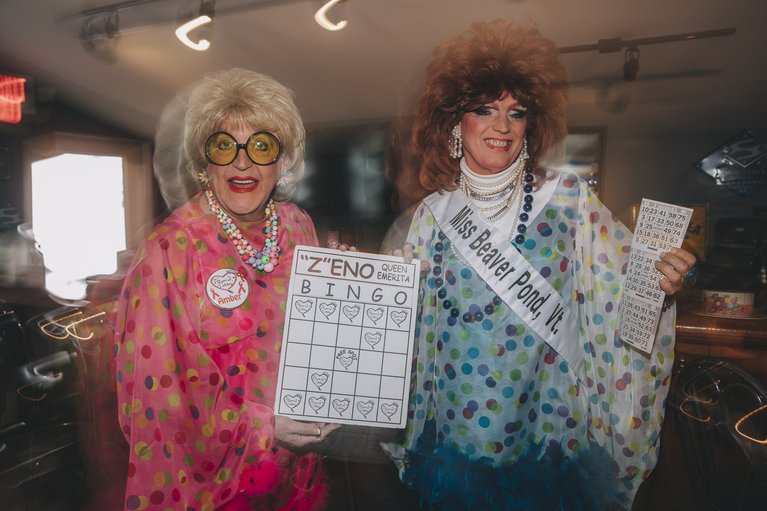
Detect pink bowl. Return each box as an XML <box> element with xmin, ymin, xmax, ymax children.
<box><xmin>702</xmin><ymin>290</ymin><xmax>755</xmax><ymax>318</ymax></box>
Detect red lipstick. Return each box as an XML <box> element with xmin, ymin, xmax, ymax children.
<box><xmin>227</xmin><ymin>177</ymin><xmax>258</xmax><ymax>193</ymax></box>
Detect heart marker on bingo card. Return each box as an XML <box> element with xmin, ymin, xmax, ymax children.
<box><xmin>342</xmin><ymin>304</ymin><xmax>360</xmax><ymax>321</ymax></box>
<box><xmin>364</xmin><ymin>331</ymin><xmax>382</xmax><ymax>349</ymax></box>
<box><xmin>319</xmin><ymin>302</ymin><xmax>337</xmax><ymax>319</ymax></box>
<box><xmin>283</xmin><ymin>394</ymin><xmax>302</xmax><ymax>411</ymax></box>
<box><xmin>332</xmin><ymin>398</ymin><xmax>350</xmax><ymax>414</ymax></box>
<box><xmin>356</xmin><ymin>400</ymin><xmax>374</xmax><ymax>417</ymax></box>
<box><xmin>294</xmin><ymin>300</ymin><xmax>313</xmax><ymax>317</ymax></box>
<box><xmin>390</xmin><ymin>310</ymin><xmax>408</xmax><ymax>326</ymax></box>
<box><xmin>366</xmin><ymin>307</ymin><xmax>384</xmax><ymax>324</ymax></box>
<box><xmin>380</xmin><ymin>402</ymin><xmax>399</xmax><ymax>420</ymax></box>
<box><xmin>308</xmin><ymin>396</ymin><xmax>326</xmax><ymax>412</ymax></box>
<box><xmin>310</xmin><ymin>372</ymin><xmax>329</xmax><ymax>389</ymax></box>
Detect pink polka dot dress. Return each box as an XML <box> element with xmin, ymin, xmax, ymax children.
<box><xmin>114</xmin><ymin>194</ymin><xmax>326</xmax><ymax>511</ymax></box>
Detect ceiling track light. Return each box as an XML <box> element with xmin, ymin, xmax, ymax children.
<box><xmin>59</xmin><ymin>0</ymin><xmax>350</xmax><ymax>60</ymax></box>
<box><xmin>176</xmin><ymin>0</ymin><xmax>215</xmax><ymax>51</ymax></box>
<box><xmin>623</xmin><ymin>47</ymin><xmax>640</xmax><ymax>81</ymax></box>
<box><xmin>79</xmin><ymin>11</ymin><xmax>121</xmax><ymax>63</ymax></box>
<box><xmin>559</xmin><ymin>27</ymin><xmax>736</xmax><ymax>54</ymax></box>
<box><xmin>315</xmin><ymin>0</ymin><xmax>348</xmax><ymax>32</ymax></box>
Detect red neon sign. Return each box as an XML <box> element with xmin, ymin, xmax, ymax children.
<box><xmin>0</xmin><ymin>74</ymin><xmax>27</xmax><ymax>124</ymax></box>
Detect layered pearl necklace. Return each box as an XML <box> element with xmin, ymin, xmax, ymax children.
<box><xmin>457</xmin><ymin>141</ymin><xmax>534</xmax><ymax>245</ymax></box>
<box><xmin>205</xmin><ymin>189</ymin><xmax>281</xmax><ymax>273</ymax></box>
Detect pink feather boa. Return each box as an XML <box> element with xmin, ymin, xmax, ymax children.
<box><xmin>218</xmin><ymin>456</ymin><xmax>328</xmax><ymax>511</ymax></box>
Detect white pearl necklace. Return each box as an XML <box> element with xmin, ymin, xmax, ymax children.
<box><xmin>458</xmin><ymin>140</ymin><xmax>529</xmax><ymax>222</ymax></box>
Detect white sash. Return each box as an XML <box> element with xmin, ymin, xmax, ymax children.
<box><xmin>423</xmin><ymin>190</ymin><xmax>584</xmax><ymax>382</ymax></box>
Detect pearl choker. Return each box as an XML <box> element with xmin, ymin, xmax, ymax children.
<box><xmin>458</xmin><ymin>140</ymin><xmax>534</xmax><ymax>245</ymax></box>
<box><xmin>205</xmin><ymin>189</ymin><xmax>281</xmax><ymax>273</ymax></box>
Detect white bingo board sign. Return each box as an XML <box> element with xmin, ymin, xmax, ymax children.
<box><xmin>619</xmin><ymin>199</ymin><xmax>692</xmax><ymax>354</ymax></box>
<box><xmin>275</xmin><ymin>246</ymin><xmax>420</xmax><ymax>428</ymax></box>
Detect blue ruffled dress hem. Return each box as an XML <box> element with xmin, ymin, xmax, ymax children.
<box><xmin>401</xmin><ymin>433</ymin><xmax>629</xmax><ymax>511</ymax></box>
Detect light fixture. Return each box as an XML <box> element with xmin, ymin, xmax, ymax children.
<box><xmin>623</xmin><ymin>46</ymin><xmax>640</xmax><ymax>81</ymax></box>
<box><xmin>79</xmin><ymin>11</ymin><xmax>121</xmax><ymax>63</ymax></box>
<box><xmin>315</xmin><ymin>0</ymin><xmax>348</xmax><ymax>32</ymax></box>
<box><xmin>0</xmin><ymin>74</ymin><xmax>27</xmax><ymax>124</ymax></box>
<box><xmin>60</xmin><ymin>0</ymin><xmax>349</xmax><ymax>60</ymax></box>
<box><xmin>176</xmin><ymin>0</ymin><xmax>215</xmax><ymax>51</ymax></box>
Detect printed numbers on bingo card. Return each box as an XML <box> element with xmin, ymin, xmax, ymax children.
<box><xmin>620</xmin><ymin>199</ymin><xmax>692</xmax><ymax>353</ymax></box>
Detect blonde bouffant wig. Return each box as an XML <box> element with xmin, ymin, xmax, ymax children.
<box><xmin>183</xmin><ymin>68</ymin><xmax>305</xmax><ymax>201</ymax></box>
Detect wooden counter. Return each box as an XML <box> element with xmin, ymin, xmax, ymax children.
<box><xmin>674</xmin><ymin>303</ymin><xmax>767</xmax><ymax>383</ymax></box>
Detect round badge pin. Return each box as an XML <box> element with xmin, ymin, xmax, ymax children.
<box><xmin>205</xmin><ymin>268</ymin><xmax>249</xmax><ymax>309</ymax></box>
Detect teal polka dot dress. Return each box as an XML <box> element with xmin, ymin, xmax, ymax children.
<box><xmin>386</xmin><ymin>174</ymin><xmax>676</xmax><ymax>510</ymax></box>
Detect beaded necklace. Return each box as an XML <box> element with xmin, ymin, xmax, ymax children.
<box><xmin>431</xmin><ymin>232</ymin><xmax>501</xmax><ymax>324</ymax></box>
<box><xmin>513</xmin><ymin>170</ymin><xmax>535</xmax><ymax>245</ymax></box>
<box><xmin>205</xmin><ymin>189</ymin><xmax>281</xmax><ymax>273</ymax></box>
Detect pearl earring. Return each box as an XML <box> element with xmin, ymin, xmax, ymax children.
<box><xmin>449</xmin><ymin>124</ymin><xmax>462</xmax><ymax>159</ymax></box>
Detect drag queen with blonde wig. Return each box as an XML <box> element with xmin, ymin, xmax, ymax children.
<box><xmin>115</xmin><ymin>68</ymin><xmax>338</xmax><ymax>511</ymax></box>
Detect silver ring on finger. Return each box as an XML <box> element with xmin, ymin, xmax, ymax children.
<box><xmin>316</xmin><ymin>427</ymin><xmax>322</xmax><ymax>437</ymax></box>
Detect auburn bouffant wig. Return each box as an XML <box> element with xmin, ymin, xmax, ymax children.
<box><xmin>413</xmin><ymin>20</ymin><xmax>569</xmax><ymax>192</ymax></box>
